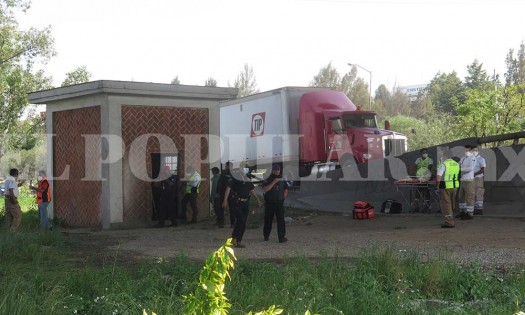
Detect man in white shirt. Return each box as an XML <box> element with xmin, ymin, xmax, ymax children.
<box><xmin>4</xmin><ymin>168</ymin><xmax>25</xmax><ymax>231</ymax></box>
<box><xmin>472</xmin><ymin>145</ymin><xmax>486</xmax><ymax>215</ymax></box>
<box><xmin>456</xmin><ymin>145</ymin><xmax>476</xmax><ymax>220</ymax></box>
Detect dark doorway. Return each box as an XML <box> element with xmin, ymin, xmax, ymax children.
<box><xmin>151</xmin><ymin>153</ymin><xmax>179</xmax><ymax>220</ymax></box>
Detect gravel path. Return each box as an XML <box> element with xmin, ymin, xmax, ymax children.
<box><xmin>70</xmin><ymin>211</ymin><xmax>525</xmax><ymax>269</ymax></box>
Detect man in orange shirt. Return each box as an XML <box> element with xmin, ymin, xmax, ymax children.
<box><xmin>30</xmin><ymin>170</ymin><xmax>52</xmax><ymax>230</ymax></box>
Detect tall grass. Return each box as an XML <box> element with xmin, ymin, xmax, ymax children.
<box><xmin>0</xmin><ymin>186</ymin><xmax>40</xmax><ymax>229</ymax></box>
<box><xmin>1</xmin><ymin>223</ymin><xmax>525</xmax><ymax>314</ymax></box>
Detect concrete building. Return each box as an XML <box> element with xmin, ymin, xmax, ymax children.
<box><xmin>28</xmin><ymin>80</ymin><xmax>238</xmax><ymax>229</ymax></box>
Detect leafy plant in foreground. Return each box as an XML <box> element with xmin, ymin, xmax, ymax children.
<box><xmin>143</xmin><ymin>238</ymin><xmax>315</xmax><ymax>315</ymax></box>
<box><xmin>182</xmin><ymin>238</ymin><xmax>236</xmax><ymax>314</ymax></box>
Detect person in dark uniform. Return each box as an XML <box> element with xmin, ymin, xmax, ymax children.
<box><xmin>222</xmin><ymin>162</ymin><xmax>262</xmax><ymax>248</ymax></box>
<box><xmin>209</xmin><ymin>166</ymin><xmax>224</xmax><ymax>228</ymax></box>
<box><xmin>262</xmin><ymin>164</ymin><xmax>289</xmax><ymax>243</ymax></box>
<box><xmin>217</xmin><ymin>161</ymin><xmax>235</xmax><ymax>228</ymax></box>
<box><xmin>155</xmin><ymin>165</ymin><xmax>179</xmax><ymax>227</ymax></box>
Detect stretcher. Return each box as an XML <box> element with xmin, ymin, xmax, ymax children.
<box><xmin>394</xmin><ymin>178</ymin><xmax>439</xmax><ymax>213</ymax></box>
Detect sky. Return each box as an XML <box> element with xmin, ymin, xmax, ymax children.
<box><xmin>17</xmin><ymin>0</ymin><xmax>525</xmax><ymax>94</ymax></box>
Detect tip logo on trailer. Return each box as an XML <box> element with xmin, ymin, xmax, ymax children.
<box><xmin>251</xmin><ymin>112</ymin><xmax>265</xmax><ymax>137</ymax></box>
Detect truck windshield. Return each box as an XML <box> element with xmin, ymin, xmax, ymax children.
<box><xmin>343</xmin><ymin>114</ymin><xmax>378</xmax><ymax>128</ymax></box>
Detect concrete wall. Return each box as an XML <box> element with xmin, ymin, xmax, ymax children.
<box><xmin>106</xmin><ymin>95</ymin><xmax>224</xmax><ymax>227</ymax></box>
<box><xmin>45</xmin><ymin>94</ymin><xmax>109</xmax><ymax>227</ymax></box>
<box><xmin>295</xmin><ymin>140</ymin><xmax>525</xmax><ymax>215</ymax></box>
<box><xmin>29</xmin><ymin>80</ymin><xmax>237</xmax><ymax>229</ymax></box>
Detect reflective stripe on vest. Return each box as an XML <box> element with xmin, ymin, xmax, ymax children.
<box><xmin>185</xmin><ymin>172</ymin><xmax>201</xmax><ymax>193</ymax></box>
<box><xmin>36</xmin><ymin>178</ymin><xmax>52</xmax><ymax>204</ymax></box>
<box><xmin>443</xmin><ymin>159</ymin><xmax>460</xmax><ymax>189</ymax></box>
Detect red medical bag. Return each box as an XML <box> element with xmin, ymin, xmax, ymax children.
<box><xmin>353</xmin><ymin>201</ymin><xmax>375</xmax><ymax>219</ymax></box>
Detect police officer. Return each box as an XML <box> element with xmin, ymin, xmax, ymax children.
<box><xmin>435</xmin><ymin>149</ymin><xmax>460</xmax><ymax>228</ymax></box>
<box><xmin>217</xmin><ymin>161</ymin><xmax>235</xmax><ymax>228</ymax></box>
<box><xmin>209</xmin><ymin>166</ymin><xmax>223</xmax><ymax>228</ymax></box>
<box><xmin>181</xmin><ymin>165</ymin><xmax>201</xmax><ymax>223</ymax></box>
<box><xmin>222</xmin><ymin>162</ymin><xmax>262</xmax><ymax>248</ymax></box>
<box><xmin>262</xmin><ymin>164</ymin><xmax>289</xmax><ymax>243</ymax></box>
<box><xmin>155</xmin><ymin>165</ymin><xmax>179</xmax><ymax>227</ymax></box>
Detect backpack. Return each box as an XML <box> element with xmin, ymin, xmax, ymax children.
<box><xmin>381</xmin><ymin>199</ymin><xmax>403</xmax><ymax>214</ymax></box>
<box><xmin>353</xmin><ymin>201</ymin><xmax>375</xmax><ymax>220</ymax></box>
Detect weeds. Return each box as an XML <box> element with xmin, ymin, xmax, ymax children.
<box><xmin>1</xmin><ymin>215</ymin><xmax>525</xmax><ymax>314</ymax></box>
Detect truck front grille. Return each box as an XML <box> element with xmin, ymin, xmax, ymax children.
<box><xmin>384</xmin><ymin>139</ymin><xmax>406</xmax><ymax>156</ymax></box>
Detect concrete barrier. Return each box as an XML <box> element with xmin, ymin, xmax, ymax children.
<box><xmin>286</xmin><ymin>139</ymin><xmax>525</xmax><ymax>217</ymax></box>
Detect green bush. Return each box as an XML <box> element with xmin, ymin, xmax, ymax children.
<box><xmin>388</xmin><ymin>114</ymin><xmax>461</xmax><ymax>151</ymax></box>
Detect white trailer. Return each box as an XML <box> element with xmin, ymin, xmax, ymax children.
<box><xmin>219</xmin><ymin>87</ymin><xmax>323</xmax><ymax>167</ymax></box>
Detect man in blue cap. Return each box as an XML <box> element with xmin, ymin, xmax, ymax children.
<box><xmin>262</xmin><ymin>164</ymin><xmax>289</xmax><ymax>243</ymax></box>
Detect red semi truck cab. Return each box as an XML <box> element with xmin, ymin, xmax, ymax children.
<box><xmin>219</xmin><ymin>87</ymin><xmax>407</xmax><ymax>180</ymax></box>
<box><xmin>299</xmin><ymin>90</ymin><xmax>407</xmax><ymax>168</ymax></box>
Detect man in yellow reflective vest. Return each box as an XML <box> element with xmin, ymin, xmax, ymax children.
<box><xmin>29</xmin><ymin>170</ymin><xmax>52</xmax><ymax>230</ymax></box>
<box><xmin>181</xmin><ymin>165</ymin><xmax>201</xmax><ymax>223</ymax></box>
<box><xmin>415</xmin><ymin>148</ymin><xmax>433</xmax><ymax>179</ymax></box>
<box><xmin>435</xmin><ymin>149</ymin><xmax>460</xmax><ymax>228</ymax></box>
<box><xmin>414</xmin><ymin>148</ymin><xmax>434</xmax><ymax>212</ymax></box>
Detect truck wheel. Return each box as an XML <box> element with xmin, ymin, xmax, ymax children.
<box><xmin>340</xmin><ymin>155</ymin><xmax>357</xmax><ymax>168</ymax></box>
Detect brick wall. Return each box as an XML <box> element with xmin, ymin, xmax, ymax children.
<box><xmin>121</xmin><ymin>106</ymin><xmax>209</xmax><ymax>223</ymax></box>
<box><xmin>53</xmin><ymin>106</ymin><xmax>102</xmax><ymax>227</ymax></box>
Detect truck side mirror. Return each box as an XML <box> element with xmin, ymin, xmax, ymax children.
<box><xmin>384</xmin><ymin>120</ymin><xmax>391</xmax><ymax>130</ymax></box>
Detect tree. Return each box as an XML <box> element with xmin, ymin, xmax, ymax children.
<box><xmin>388</xmin><ymin>114</ymin><xmax>460</xmax><ymax>151</ymax></box>
<box><xmin>371</xmin><ymin>84</ymin><xmax>391</xmax><ymax>118</ymax></box>
<box><xmin>387</xmin><ymin>89</ymin><xmax>411</xmax><ymax>116</ymax></box>
<box><xmin>171</xmin><ymin>76</ymin><xmax>180</xmax><ymax>84</ymax></box>
<box><xmin>310</xmin><ymin>62</ymin><xmax>340</xmax><ymax>89</ymax></box>
<box><xmin>504</xmin><ymin>42</ymin><xmax>525</xmax><ymax>87</ymax></box>
<box><xmin>0</xmin><ymin>0</ymin><xmax>55</xmax><ymax>155</ymax></box>
<box><xmin>233</xmin><ymin>63</ymin><xmax>259</xmax><ymax>97</ymax></box>
<box><xmin>310</xmin><ymin>63</ymin><xmax>371</xmax><ymax>108</ymax></box>
<box><xmin>0</xmin><ymin>139</ymin><xmax>47</xmax><ymax>180</ymax></box>
<box><xmin>342</xmin><ymin>68</ymin><xmax>369</xmax><ymax>108</ymax></box>
<box><xmin>465</xmin><ymin>59</ymin><xmax>494</xmax><ymax>92</ymax></box>
<box><xmin>455</xmin><ymin>89</ymin><xmax>501</xmax><ymax>138</ymax></box>
<box><xmin>427</xmin><ymin>71</ymin><xmax>466</xmax><ymax>114</ymax></box>
<box><xmin>410</xmin><ymin>94</ymin><xmax>434</xmax><ymax>119</ymax></box>
<box><xmin>340</xmin><ymin>65</ymin><xmax>370</xmax><ymax>108</ymax></box>
<box><xmin>374</xmin><ymin>84</ymin><xmax>391</xmax><ymax>102</ymax></box>
<box><xmin>204</xmin><ymin>77</ymin><xmax>217</xmax><ymax>87</ymax></box>
<box><xmin>372</xmin><ymin>84</ymin><xmax>412</xmax><ymax>117</ymax></box>
<box><xmin>61</xmin><ymin>66</ymin><xmax>91</xmax><ymax>86</ymax></box>
<box><xmin>7</xmin><ymin>108</ymin><xmax>45</xmax><ymax>151</ymax></box>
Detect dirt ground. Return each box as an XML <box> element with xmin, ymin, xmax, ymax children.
<box><xmin>65</xmin><ymin>209</ymin><xmax>525</xmax><ymax>269</ymax></box>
